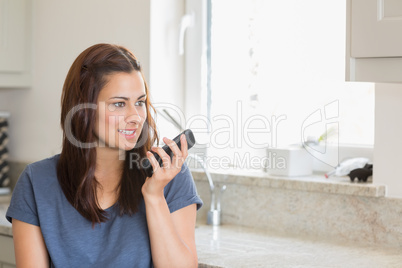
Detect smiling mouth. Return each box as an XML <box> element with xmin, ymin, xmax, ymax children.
<box><xmin>118</xmin><ymin>129</ymin><xmax>136</xmax><ymax>135</ymax></box>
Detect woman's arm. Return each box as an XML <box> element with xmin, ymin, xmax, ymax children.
<box><xmin>12</xmin><ymin>219</ymin><xmax>49</xmax><ymax>268</ymax></box>
<box><xmin>142</xmin><ymin>134</ymin><xmax>198</xmax><ymax>268</ymax></box>
<box><xmin>144</xmin><ymin>199</ymin><xmax>198</xmax><ymax>268</ymax></box>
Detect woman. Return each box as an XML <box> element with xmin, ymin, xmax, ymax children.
<box><xmin>6</xmin><ymin>44</ymin><xmax>203</xmax><ymax>267</ymax></box>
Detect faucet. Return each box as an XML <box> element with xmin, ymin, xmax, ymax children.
<box><xmin>187</xmin><ymin>154</ymin><xmax>226</xmax><ymax>226</ymax></box>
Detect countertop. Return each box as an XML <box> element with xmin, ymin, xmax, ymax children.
<box><xmin>1</xmin><ymin>200</ymin><xmax>402</xmax><ymax>267</ymax></box>
<box><xmin>192</xmin><ymin>169</ymin><xmax>386</xmax><ymax>198</ymax></box>
<box><xmin>195</xmin><ymin>224</ymin><xmax>402</xmax><ymax>268</ymax></box>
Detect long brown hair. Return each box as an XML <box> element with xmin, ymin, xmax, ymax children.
<box><xmin>57</xmin><ymin>43</ymin><xmax>158</xmax><ymax>225</ymax></box>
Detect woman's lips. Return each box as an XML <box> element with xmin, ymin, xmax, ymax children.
<box><xmin>118</xmin><ymin>129</ymin><xmax>136</xmax><ymax>139</ymax></box>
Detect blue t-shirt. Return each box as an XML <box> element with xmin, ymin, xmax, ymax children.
<box><xmin>6</xmin><ymin>155</ymin><xmax>203</xmax><ymax>268</ymax></box>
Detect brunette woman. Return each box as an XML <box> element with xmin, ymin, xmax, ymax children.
<box><xmin>6</xmin><ymin>43</ymin><xmax>203</xmax><ymax>267</ymax></box>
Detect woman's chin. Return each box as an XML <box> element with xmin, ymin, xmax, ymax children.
<box><xmin>96</xmin><ymin>139</ymin><xmax>138</xmax><ymax>152</ymax></box>
<box><xmin>121</xmin><ymin>143</ymin><xmax>136</xmax><ymax>151</ymax></box>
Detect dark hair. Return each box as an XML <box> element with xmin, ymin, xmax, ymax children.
<box><xmin>57</xmin><ymin>43</ymin><xmax>158</xmax><ymax>225</ymax></box>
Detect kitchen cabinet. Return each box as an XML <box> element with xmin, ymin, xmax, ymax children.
<box><xmin>0</xmin><ymin>234</ymin><xmax>15</xmax><ymax>267</ymax></box>
<box><xmin>346</xmin><ymin>0</ymin><xmax>402</xmax><ymax>82</ymax></box>
<box><xmin>0</xmin><ymin>0</ymin><xmax>32</xmax><ymax>88</ymax></box>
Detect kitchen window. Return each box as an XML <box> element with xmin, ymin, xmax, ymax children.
<box><xmin>183</xmin><ymin>0</ymin><xmax>374</xmax><ymax>170</ymax></box>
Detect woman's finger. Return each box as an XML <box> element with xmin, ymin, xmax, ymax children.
<box><xmin>151</xmin><ymin>146</ymin><xmax>171</xmax><ymax>169</ymax></box>
<box><xmin>146</xmin><ymin>151</ymin><xmax>160</xmax><ymax>175</ymax></box>
<box><xmin>163</xmin><ymin>137</ymin><xmax>184</xmax><ymax>168</ymax></box>
<box><xmin>180</xmin><ymin>134</ymin><xmax>188</xmax><ymax>158</ymax></box>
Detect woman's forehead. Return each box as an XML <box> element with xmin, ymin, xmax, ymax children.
<box><xmin>99</xmin><ymin>72</ymin><xmax>146</xmax><ymax>99</ymax></box>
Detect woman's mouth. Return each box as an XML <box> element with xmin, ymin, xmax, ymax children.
<box><xmin>118</xmin><ymin>129</ymin><xmax>136</xmax><ymax>139</ymax></box>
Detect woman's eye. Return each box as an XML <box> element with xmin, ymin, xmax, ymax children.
<box><xmin>135</xmin><ymin>100</ymin><xmax>145</xmax><ymax>107</ymax></box>
<box><xmin>114</xmin><ymin>102</ymin><xmax>125</xmax><ymax>108</ymax></box>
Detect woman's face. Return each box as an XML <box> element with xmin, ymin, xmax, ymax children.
<box><xmin>95</xmin><ymin>71</ymin><xmax>147</xmax><ymax>151</ymax></box>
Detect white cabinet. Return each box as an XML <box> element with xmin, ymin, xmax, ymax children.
<box><xmin>346</xmin><ymin>0</ymin><xmax>402</xmax><ymax>82</ymax></box>
<box><xmin>0</xmin><ymin>0</ymin><xmax>32</xmax><ymax>88</ymax></box>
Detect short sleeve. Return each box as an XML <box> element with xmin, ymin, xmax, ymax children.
<box><xmin>164</xmin><ymin>163</ymin><xmax>203</xmax><ymax>213</ymax></box>
<box><xmin>6</xmin><ymin>165</ymin><xmax>40</xmax><ymax>226</ymax></box>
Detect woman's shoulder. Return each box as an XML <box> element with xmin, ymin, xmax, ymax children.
<box><xmin>7</xmin><ymin>154</ymin><xmax>62</xmax><ymax>225</ymax></box>
<box><xmin>164</xmin><ymin>163</ymin><xmax>194</xmax><ymax>192</ymax></box>
<box><xmin>22</xmin><ymin>154</ymin><xmax>60</xmax><ymax>184</ymax></box>
<box><xmin>28</xmin><ymin>154</ymin><xmax>60</xmax><ymax>170</ymax></box>
<box><xmin>167</xmin><ymin>163</ymin><xmax>193</xmax><ymax>185</ymax></box>
<box><xmin>164</xmin><ymin>162</ymin><xmax>203</xmax><ymax>212</ymax></box>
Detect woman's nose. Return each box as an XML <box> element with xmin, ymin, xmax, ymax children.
<box><xmin>125</xmin><ymin>106</ymin><xmax>142</xmax><ymax>125</ymax></box>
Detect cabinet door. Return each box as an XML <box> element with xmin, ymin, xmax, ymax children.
<box><xmin>351</xmin><ymin>0</ymin><xmax>402</xmax><ymax>58</ymax></box>
<box><xmin>0</xmin><ymin>0</ymin><xmax>31</xmax><ymax>88</ymax></box>
<box><xmin>0</xmin><ymin>235</ymin><xmax>15</xmax><ymax>266</ymax></box>
<box><xmin>0</xmin><ymin>0</ymin><xmax>27</xmax><ymax>72</ymax></box>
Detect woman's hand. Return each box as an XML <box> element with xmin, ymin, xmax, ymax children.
<box><xmin>141</xmin><ymin>134</ymin><xmax>198</xmax><ymax>267</ymax></box>
<box><xmin>141</xmin><ymin>134</ymin><xmax>188</xmax><ymax>200</ymax></box>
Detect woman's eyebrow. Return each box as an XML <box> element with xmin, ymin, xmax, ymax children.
<box><xmin>109</xmin><ymin>96</ymin><xmax>129</xmax><ymax>100</ymax></box>
<box><xmin>137</xmin><ymin>94</ymin><xmax>147</xmax><ymax>100</ymax></box>
<box><xmin>109</xmin><ymin>94</ymin><xmax>146</xmax><ymax>101</ymax></box>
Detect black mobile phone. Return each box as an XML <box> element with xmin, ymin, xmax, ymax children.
<box><xmin>142</xmin><ymin>129</ymin><xmax>196</xmax><ymax>177</ymax></box>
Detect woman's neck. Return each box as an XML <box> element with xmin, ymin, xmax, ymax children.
<box><xmin>95</xmin><ymin>146</ymin><xmax>125</xmax><ymax>195</ymax></box>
